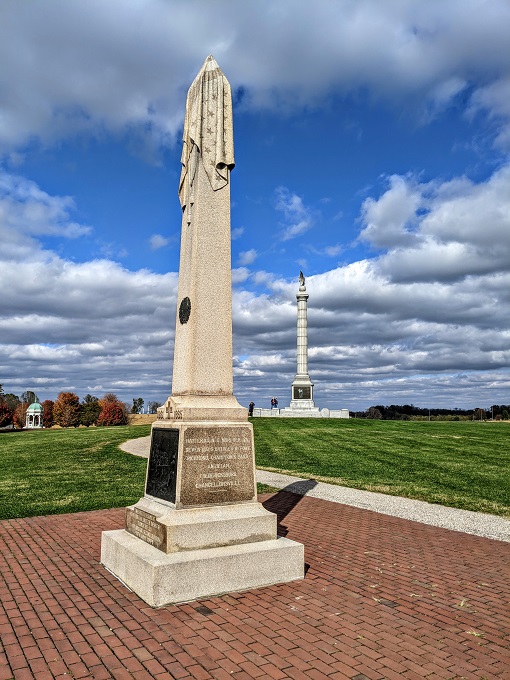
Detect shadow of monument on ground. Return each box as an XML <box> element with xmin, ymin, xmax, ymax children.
<box><xmin>262</xmin><ymin>480</ymin><xmax>317</xmax><ymax>575</ymax></box>
<box><xmin>262</xmin><ymin>479</ymin><xmax>318</xmax><ymax>538</ymax></box>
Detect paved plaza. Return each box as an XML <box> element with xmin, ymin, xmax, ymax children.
<box><xmin>1</xmin><ymin>489</ymin><xmax>509</xmax><ymax>680</ymax></box>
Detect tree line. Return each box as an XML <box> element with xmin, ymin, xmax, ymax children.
<box><xmin>351</xmin><ymin>403</ymin><xmax>510</xmax><ymax>421</ymax></box>
<box><xmin>0</xmin><ymin>386</ymin><xmax>162</xmax><ymax>429</ymax></box>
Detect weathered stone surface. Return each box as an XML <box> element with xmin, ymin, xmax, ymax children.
<box><xmin>180</xmin><ymin>425</ymin><xmax>254</xmax><ymax>506</ymax></box>
<box><xmin>171</xmin><ymin>56</ymin><xmax>236</xmax><ymax>401</ymax></box>
<box><xmin>126</xmin><ymin>505</ymin><xmax>166</xmax><ymax>551</ymax></box>
<box><xmin>125</xmin><ymin>497</ymin><xmax>276</xmax><ymax>554</ymax></box>
<box><xmin>101</xmin><ymin>529</ymin><xmax>304</xmax><ymax>607</ymax></box>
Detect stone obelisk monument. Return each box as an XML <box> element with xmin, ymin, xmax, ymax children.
<box><xmin>101</xmin><ymin>56</ymin><xmax>303</xmax><ymax>606</ymax></box>
<box><xmin>289</xmin><ymin>272</ymin><xmax>318</xmax><ymax>412</ymax></box>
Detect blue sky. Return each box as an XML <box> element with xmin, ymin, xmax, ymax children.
<box><xmin>1</xmin><ymin>0</ymin><xmax>509</xmax><ymax>411</ymax></box>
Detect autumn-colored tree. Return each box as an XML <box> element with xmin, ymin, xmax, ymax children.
<box><xmin>0</xmin><ymin>402</ymin><xmax>13</xmax><ymax>427</ymax></box>
<box><xmin>42</xmin><ymin>400</ymin><xmax>55</xmax><ymax>428</ymax></box>
<box><xmin>97</xmin><ymin>393</ymin><xmax>128</xmax><ymax>426</ymax></box>
<box><xmin>13</xmin><ymin>402</ymin><xmax>28</xmax><ymax>429</ymax></box>
<box><xmin>53</xmin><ymin>392</ymin><xmax>81</xmax><ymax>428</ymax></box>
<box><xmin>2</xmin><ymin>393</ymin><xmax>20</xmax><ymax>411</ymax></box>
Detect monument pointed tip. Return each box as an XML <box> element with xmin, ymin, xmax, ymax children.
<box><xmin>201</xmin><ymin>54</ymin><xmax>220</xmax><ymax>71</ymax></box>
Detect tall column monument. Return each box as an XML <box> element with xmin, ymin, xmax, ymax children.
<box><xmin>289</xmin><ymin>272</ymin><xmax>319</xmax><ymax>412</ymax></box>
<box><xmin>101</xmin><ymin>56</ymin><xmax>303</xmax><ymax>606</ymax></box>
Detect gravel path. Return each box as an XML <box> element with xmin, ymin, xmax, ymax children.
<box><xmin>120</xmin><ymin>435</ymin><xmax>510</xmax><ymax>543</ymax></box>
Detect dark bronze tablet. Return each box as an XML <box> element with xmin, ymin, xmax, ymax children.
<box><xmin>293</xmin><ymin>386</ymin><xmax>311</xmax><ymax>400</ymax></box>
<box><xmin>145</xmin><ymin>429</ymin><xmax>179</xmax><ymax>503</ymax></box>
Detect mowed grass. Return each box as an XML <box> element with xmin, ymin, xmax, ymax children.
<box><xmin>253</xmin><ymin>418</ymin><xmax>510</xmax><ymax>517</ymax></box>
<box><xmin>0</xmin><ymin>425</ymin><xmax>150</xmax><ymax>520</ymax></box>
<box><xmin>0</xmin><ymin>419</ymin><xmax>508</xmax><ymax>520</ymax></box>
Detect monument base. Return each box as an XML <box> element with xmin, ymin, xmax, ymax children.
<box><xmin>125</xmin><ymin>497</ymin><xmax>277</xmax><ymax>553</ymax></box>
<box><xmin>288</xmin><ymin>399</ymin><xmax>319</xmax><ymax>411</ymax></box>
<box><xmin>252</xmin><ymin>407</ymin><xmax>349</xmax><ymax>418</ymax></box>
<box><xmin>101</xmin><ymin>529</ymin><xmax>304</xmax><ymax>607</ymax></box>
<box><xmin>281</xmin><ymin>406</ymin><xmax>321</xmax><ymax>417</ymax></box>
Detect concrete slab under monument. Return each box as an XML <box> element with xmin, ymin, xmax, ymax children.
<box><xmin>101</xmin><ymin>55</ymin><xmax>304</xmax><ymax>606</ymax></box>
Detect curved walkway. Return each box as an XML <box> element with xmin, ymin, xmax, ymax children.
<box><xmin>120</xmin><ymin>435</ymin><xmax>510</xmax><ymax>543</ymax></box>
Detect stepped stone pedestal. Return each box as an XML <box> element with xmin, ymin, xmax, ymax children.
<box><xmin>102</xmin><ymin>409</ymin><xmax>303</xmax><ymax>606</ymax></box>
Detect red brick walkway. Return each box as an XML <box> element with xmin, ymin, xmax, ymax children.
<box><xmin>0</xmin><ymin>492</ymin><xmax>509</xmax><ymax>680</ymax></box>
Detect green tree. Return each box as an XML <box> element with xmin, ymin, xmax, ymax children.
<box><xmin>366</xmin><ymin>406</ymin><xmax>382</xmax><ymax>419</ymax></box>
<box><xmin>53</xmin><ymin>392</ymin><xmax>81</xmax><ymax>428</ymax></box>
<box><xmin>131</xmin><ymin>397</ymin><xmax>144</xmax><ymax>414</ymax></box>
<box><xmin>81</xmin><ymin>394</ymin><xmax>101</xmax><ymax>426</ymax></box>
<box><xmin>20</xmin><ymin>390</ymin><xmax>38</xmax><ymax>405</ymax></box>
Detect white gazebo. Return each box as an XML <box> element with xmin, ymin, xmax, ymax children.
<box><xmin>26</xmin><ymin>402</ymin><xmax>43</xmax><ymax>429</ymax></box>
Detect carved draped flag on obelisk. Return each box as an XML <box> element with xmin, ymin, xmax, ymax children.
<box><xmin>101</xmin><ymin>56</ymin><xmax>303</xmax><ymax>607</ymax></box>
<box><xmin>171</xmin><ymin>54</ymin><xmax>238</xmax><ymax>402</ymax></box>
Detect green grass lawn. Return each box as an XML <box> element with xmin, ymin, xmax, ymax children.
<box><xmin>253</xmin><ymin>418</ymin><xmax>510</xmax><ymax>517</ymax></box>
<box><xmin>0</xmin><ymin>425</ymin><xmax>151</xmax><ymax>520</ymax></box>
<box><xmin>0</xmin><ymin>419</ymin><xmax>508</xmax><ymax>520</ymax></box>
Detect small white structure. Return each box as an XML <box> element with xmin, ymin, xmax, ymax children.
<box><xmin>25</xmin><ymin>402</ymin><xmax>43</xmax><ymax>429</ymax></box>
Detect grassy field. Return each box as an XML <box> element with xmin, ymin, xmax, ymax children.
<box><xmin>0</xmin><ymin>425</ymin><xmax>150</xmax><ymax>520</ymax></box>
<box><xmin>0</xmin><ymin>419</ymin><xmax>508</xmax><ymax>520</ymax></box>
<box><xmin>253</xmin><ymin>418</ymin><xmax>510</xmax><ymax>517</ymax></box>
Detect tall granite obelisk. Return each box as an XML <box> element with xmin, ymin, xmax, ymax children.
<box><xmin>289</xmin><ymin>271</ymin><xmax>318</xmax><ymax>412</ymax></box>
<box><xmin>101</xmin><ymin>56</ymin><xmax>303</xmax><ymax>606</ymax></box>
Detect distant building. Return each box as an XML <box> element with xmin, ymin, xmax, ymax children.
<box><xmin>26</xmin><ymin>402</ymin><xmax>43</xmax><ymax>429</ymax></box>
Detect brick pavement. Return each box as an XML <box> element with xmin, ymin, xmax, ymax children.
<box><xmin>0</xmin><ymin>492</ymin><xmax>509</xmax><ymax>680</ymax></box>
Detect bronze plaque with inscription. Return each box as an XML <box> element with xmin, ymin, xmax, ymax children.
<box><xmin>126</xmin><ymin>506</ymin><xmax>166</xmax><ymax>551</ymax></box>
<box><xmin>146</xmin><ymin>429</ymin><xmax>179</xmax><ymax>503</ymax></box>
<box><xmin>293</xmin><ymin>386</ymin><xmax>311</xmax><ymax>400</ymax></box>
<box><xmin>180</xmin><ymin>426</ymin><xmax>255</xmax><ymax>506</ymax></box>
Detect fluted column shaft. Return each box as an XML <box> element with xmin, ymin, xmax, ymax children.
<box><xmin>296</xmin><ymin>291</ymin><xmax>309</xmax><ymax>376</ymax></box>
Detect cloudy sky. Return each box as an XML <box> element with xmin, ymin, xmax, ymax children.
<box><xmin>1</xmin><ymin>0</ymin><xmax>509</xmax><ymax>411</ymax></box>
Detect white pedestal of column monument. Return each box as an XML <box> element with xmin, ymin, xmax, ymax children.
<box><xmin>101</xmin><ymin>56</ymin><xmax>303</xmax><ymax>606</ymax></box>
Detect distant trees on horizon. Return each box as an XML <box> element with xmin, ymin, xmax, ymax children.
<box><xmin>0</xmin><ymin>385</ymin><xmax>162</xmax><ymax>429</ymax></box>
<box><xmin>352</xmin><ymin>403</ymin><xmax>510</xmax><ymax>421</ymax></box>
<box><xmin>2</xmin><ymin>384</ymin><xmax>507</xmax><ymax>427</ymax></box>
